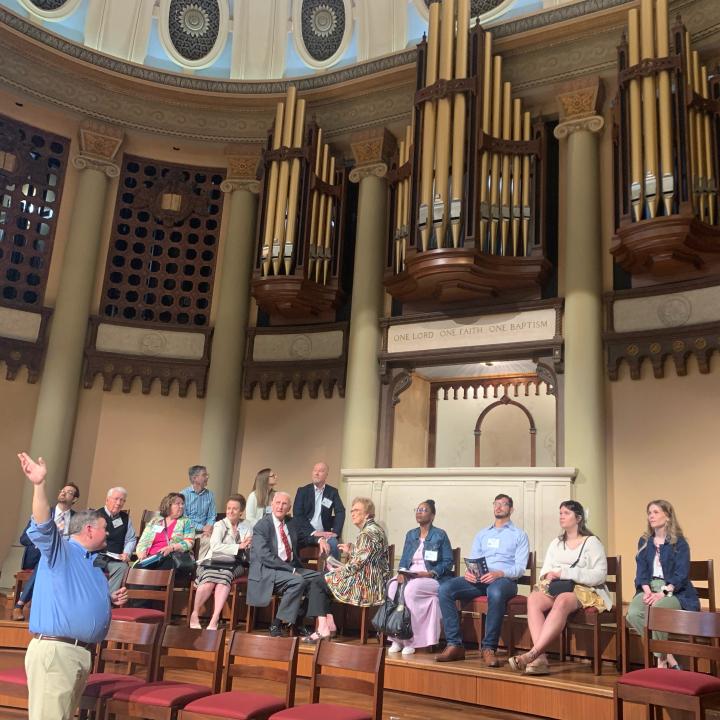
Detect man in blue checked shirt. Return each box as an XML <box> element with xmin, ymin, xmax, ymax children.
<box><xmin>18</xmin><ymin>451</ymin><xmax>128</xmax><ymax>720</ymax></box>
<box><xmin>435</xmin><ymin>493</ymin><xmax>530</xmax><ymax>666</ymax></box>
<box><xmin>182</xmin><ymin>465</ymin><xmax>217</xmax><ymax>553</ymax></box>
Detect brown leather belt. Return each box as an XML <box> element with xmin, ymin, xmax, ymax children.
<box><xmin>33</xmin><ymin>633</ymin><xmax>93</xmax><ymax>650</ymax></box>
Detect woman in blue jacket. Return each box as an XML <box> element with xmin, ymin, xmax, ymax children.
<box><xmin>386</xmin><ymin>499</ymin><xmax>454</xmax><ymax>655</ymax></box>
<box><xmin>626</xmin><ymin>499</ymin><xmax>699</xmax><ymax>669</ymax></box>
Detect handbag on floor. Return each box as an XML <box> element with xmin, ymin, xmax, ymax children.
<box><xmin>372</xmin><ymin>580</ymin><xmax>413</xmax><ymax>639</ymax></box>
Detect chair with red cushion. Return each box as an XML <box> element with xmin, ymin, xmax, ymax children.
<box><xmin>105</xmin><ymin>625</ymin><xmax>225</xmax><ymax>720</ymax></box>
<box><xmin>614</xmin><ymin>606</ymin><xmax>720</xmax><ymax>719</ymax></box>
<box><xmin>562</xmin><ymin>555</ymin><xmax>622</xmax><ymax>675</ymax></box>
<box><xmin>0</xmin><ymin>666</ymin><xmax>29</xmax><ymax>711</ymax></box>
<box><xmin>178</xmin><ymin>632</ymin><xmax>298</xmax><ymax>720</ymax></box>
<box><xmin>111</xmin><ymin>567</ymin><xmax>175</xmax><ymax>624</ymax></box>
<box><xmin>460</xmin><ymin>551</ymin><xmax>536</xmax><ymax>656</ymax></box>
<box><xmin>269</xmin><ymin>639</ymin><xmax>384</xmax><ymax>720</ymax></box>
<box><xmin>77</xmin><ymin>618</ymin><xmax>160</xmax><ymax>720</ymax></box>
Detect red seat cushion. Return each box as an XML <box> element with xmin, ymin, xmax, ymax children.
<box><xmin>619</xmin><ymin>668</ymin><xmax>720</xmax><ymax>696</ymax></box>
<box><xmin>83</xmin><ymin>673</ymin><xmax>145</xmax><ymax>698</ymax></box>
<box><xmin>111</xmin><ymin>607</ymin><xmax>165</xmax><ymax>623</ymax></box>
<box><xmin>183</xmin><ymin>691</ymin><xmax>286</xmax><ymax>719</ymax></box>
<box><xmin>111</xmin><ymin>681</ymin><xmax>212</xmax><ymax>707</ymax></box>
<box><xmin>271</xmin><ymin>704</ymin><xmax>371</xmax><ymax>720</ymax></box>
<box><xmin>466</xmin><ymin>595</ymin><xmax>527</xmax><ymax>612</ymax></box>
<box><xmin>0</xmin><ymin>667</ymin><xmax>27</xmax><ymax>686</ymax></box>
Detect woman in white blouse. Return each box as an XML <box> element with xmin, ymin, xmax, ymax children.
<box><xmin>245</xmin><ymin>468</ymin><xmax>278</xmax><ymax>526</ymax></box>
<box><xmin>508</xmin><ymin>500</ymin><xmax>609</xmax><ymax>675</ymax></box>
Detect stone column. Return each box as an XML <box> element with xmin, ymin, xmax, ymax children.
<box><xmin>341</xmin><ymin>128</ymin><xmax>396</xmax><ymax>471</ymax></box>
<box><xmin>199</xmin><ymin>146</ymin><xmax>261</xmax><ymax>500</ymax></box>
<box><xmin>19</xmin><ymin>121</ymin><xmax>123</xmax><ymax>518</ymax></box>
<box><xmin>554</xmin><ymin>78</ymin><xmax>607</xmax><ymax>537</ymax></box>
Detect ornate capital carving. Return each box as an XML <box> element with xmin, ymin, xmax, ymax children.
<box><xmin>349</xmin><ymin>127</ymin><xmax>396</xmax><ymax>184</ymax></box>
<box><xmin>553</xmin><ymin>115</ymin><xmax>605</xmax><ymax>139</ymax></box>
<box><xmin>556</xmin><ymin>76</ymin><xmax>604</xmax><ymax>122</ymax></box>
<box><xmin>74</xmin><ymin>120</ymin><xmax>124</xmax><ymax>177</ymax></box>
<box><xmin>223</xmin><ymin>143</ymin><xmax>262</xmax><ymax>194</ymax></box>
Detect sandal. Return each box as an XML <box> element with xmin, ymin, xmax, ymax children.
<box><xmin>302</xmin><ymin>632</ymin><xmax>331</xmax><ymax>644</ymax></box>
<box><xmin>524</xmin><ymin>661</ymin><xmax>551</xmax><ymax>675</ymax></box>
<box><xmin>508</xmin><ymin>649</ymin><xmax>538</xmax><ymax>673</ymax></box>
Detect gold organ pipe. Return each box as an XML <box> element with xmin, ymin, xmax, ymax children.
<box><xmin>655</xmin><ymin>0</ymin><xmax>674</xmax><ymax>216</ymax></box>
<box><xmin>419</xmin><ymin>1</ymin><xmax>441</xmax><ymax>251</ymax></box>
<box><xmin>478</xmin><ymin>33</ymin><xmax>493</xmax><ymax>249</ymax></box>
<box><xmin>685</xmin><ymin>31</ymin><xmax>698</xmax><ymax>214</ymax></box>
<box><xmin>511</xmin><ymin>98</ymin><xmax>522</xmax><ymax>256</ymax></box>
<box><xmin>489</xmin><ymin>55</ymin><xmax>503</xmax><ymax>253</ymax></box>
<box><xmin>271</xmin><ymin>85</ymin><xmax>297</xmax><ymax>274</ymax></box>
<box><xmin>500</xmin><ymin>81</ymin><xmax>512</xmax><ymax>255</ymax></box>
<box><xmin>395</xmin><ymin>138</ymin><xmax>406</xmax><ymax>273</ymax></box>
<box><xmin>282</xmin><ymin>98</ymin><xmax>306</xmax><ymax>275</ymax></box>
<box><xmin>702</xmin><ymin>68</ymin><xmax>716</xmax><ymax>225</ymax></box>
<box><xmin>692</xmin><ymin>52</ymin><xmax>707</xmax><ymax>221</ymax></box>
<box><xmin>521</xmin><ymin>111</ymin><xmax>531</xmax><ymax>255</ymax></box>
<box><xmin>322</xmin><ymin>155</ymin><xmax>336</xmax><ymax>284</ymax></box>
<box><xmin>402</xmin><ymin>124</ymin><xmax>412</xmax><ymax>269</ymax></box>
<box><xmin>262</xmin><ymin>102</ymin><xmax>285</xmax><ymax>275</ymax></box>
<box><xmin>639</xmin><ymin>0</ymin><xmax>658</xmax><ymax>219</ymax></box>
<box><xmin>307</xmin><ymin>128</ymin><xmax>324</xmax><ymax>279</ymax></box>
<box><xmin>450</xmin><ymin>0</ymin><xmax>470</xmax><ymax>249</ymax></box>
<box><xmin>433</xmin><ymin>0</ymin><xmax>456</xmax><ymax>249</ymax></box>
<box><xmin>315</xmin><ymin>145</ymin><xmax>330</xmax><ymax>283</ymax></box>
<box><xmin>627</xmin><ymin>9</ymin><xmax>643</xmax><ymax>222</ymax></box>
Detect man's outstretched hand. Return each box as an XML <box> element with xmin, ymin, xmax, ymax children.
<box><xmin>18</xmin><ymin>453</ymin><xmax>47</xmax><ymax>485</ymax></box>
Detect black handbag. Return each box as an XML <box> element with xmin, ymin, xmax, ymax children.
<box><xmin>371</xmin><ymin>580</ymin><xmax>413</xmax><ymax>639</ymax></box>
<box><xmin>170</xmin><ymin>551</ymin><xmax>195</xmax><ymax>574</ymax></box>
<box><xmin>547</xmin><ymin>537</ymin><xmax>589</xmax><ymax>597</ymax></box>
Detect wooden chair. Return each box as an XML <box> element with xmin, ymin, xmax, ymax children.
<box><xmin>111</xmin><ymin>567</ymin><xmax>175</xmax><ymax>624</ymax></box>
<box><xmin>268</xmin><ymin>639</ymin><xmax>385</xmax><ymax>720</ymax></box>
<box><xmin>187</xmin><ymin>575</ymin><xmax>248</xmax><ymax>630</ymax></box>
<box><xmin>179</xmin><ymin>633</ymin><xmax>299</xmax><ymax>720</ymax></box>
<box><xmin>622</xmin><ymin>558</ymin><xmax>716</xmax><ymax>674</ymax></box>
<box><xmin>614</xmin><ymin>607</ymin><xmax>720</xmax><ymax>720</ymax></box>
<box><xmin>299</xmin><ymin>544</ymin><xmax>327</xmax><ymax>573</ymax></box>
<box><xmin>460</xmin><ymin>551</ymin><xmax>536</xmax><ymax>656</ymax></box>
<box><xmin>105</xmin><ymin>625</ymin><xmax>225</xmax><ymax>720</ymax></box>
<box><xmin>563</xmin><ymin>555</ymin><xmax>623</xmax><ymax>675</ymax></box>
<box><xmin>78</xmin><ymin>619</ymin><xmax>160</xmax><ymax>720</ymax></box>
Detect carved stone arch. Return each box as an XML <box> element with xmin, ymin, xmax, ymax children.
<box><xmin>474</xmin><ymin>395</ymin><xmax>537</xmax><ymax>467</ymax></box>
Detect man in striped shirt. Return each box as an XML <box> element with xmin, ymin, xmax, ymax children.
<box><xmin>181</xmin><ymin>466</ymin><xmax>216</xmax><ymax>551</ymax></box>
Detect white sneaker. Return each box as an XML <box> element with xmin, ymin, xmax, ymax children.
<box><xmin>388</xmin><ymin>641</ymin><xmax>402</xmax><ymax>653</ymax></box>
<box><xmin>401</xmin><ymin>646</ymin><xmax>416</xmax><ymax>656</ymax></box>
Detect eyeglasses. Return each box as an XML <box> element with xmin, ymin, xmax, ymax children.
<box><xmin>493</xmin><ymin>501</ymin><xmax>511</xmax><ymax>507</ymax></box>
<box><xmin>414</xmin><ymin>508</ymin><xmax>432</xmax><ymax>513</ymax></box>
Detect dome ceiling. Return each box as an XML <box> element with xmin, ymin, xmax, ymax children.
<box><xmin>2</xmin><ymin>0</ymin><xmax>541</xmax><ymax>80</ymax></box>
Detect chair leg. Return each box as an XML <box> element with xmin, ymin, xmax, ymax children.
<box><xmin>245</xmin><ymin>605</ymin><xmax>255</xmax><ymax>633</ymax></box>
<box><xmin>593</xmin><ymin>621</ymin><xmax>601</xmax><ymax>675</ymax></box>
<box><xmin>359</xmin><ymin>606</ymin><xmax>368</xmax><ymax>644</ymax></box>
<box><xmin>507</xmin><ymin>613</ymin><xmax>516</xmax><ymax>657</ymax></box>
<box><xmin>613</xmin><ymin>692</ymin><xmax>623</xmax><ymax>720</ymax></box>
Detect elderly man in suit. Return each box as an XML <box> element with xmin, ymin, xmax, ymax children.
<box><xmin>292</xmin><ymin>462</ymin><xmax>345</xmax><ymax>559</ymax></box>
<box><xmin>247</xmin><ymin>491</ymin><xmax>330</xmax><ymax>637</ymax></box>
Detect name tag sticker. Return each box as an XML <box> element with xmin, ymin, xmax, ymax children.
<box><xmin>321</xmin><ymin>498</ymin><xmax>333</xmax><ymax>509</ymax></box>
<box><xmin>112</xmin><ymin>517</ymin><xmax>123</xmax><ymax>528</ymax></box>
<box><xmin>265</xmin><ymin>507</ymin><xmax>272</xmax><ymax>514</ymax></box>
<box><xmin>424</xmin><ymin>549</ymin><xmax>438</xmax><ymax>562</ymax></box>
<box><xmin>486</xmin><ymin>538</ymin><xmax>500</xmax><ymax>549</ymax></box>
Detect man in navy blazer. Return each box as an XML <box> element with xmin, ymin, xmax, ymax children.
<box><xmin>292</xmin><ymin>462</ymin><xmax>345</xmax><ymax>559</ymax></box>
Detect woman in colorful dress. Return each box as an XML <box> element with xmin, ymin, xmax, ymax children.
<box><xmin>135</xmin><ymin>492</ymin><xmax>195</xmax><ymax>570</ymax></box>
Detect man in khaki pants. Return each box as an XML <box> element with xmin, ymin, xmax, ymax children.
<box><xmin>18</xmin><ymin>452</ymin><xmax>128</xmax><ymax>720</ymax></box>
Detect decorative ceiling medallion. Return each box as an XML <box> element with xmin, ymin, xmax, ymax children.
<box><xmin>423</xmin><ymin>0</ymin><xmax>504</xmax><ymax>15</ymax></box>
<box><xmin>29</xmin><ymin>0</ymin><xmax>68</xmax><ymax>9</ymax></box>
<box><xmin>168</xmin><ymin>0</ymin><xmax>220</xmax><ymax>61</ymax></box>
<box><xmin>301</xmin><ymin>0</ymin><xmax>346</xmax><ymax>62</ymax></box>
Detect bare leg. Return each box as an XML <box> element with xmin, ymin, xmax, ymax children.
<box><xmin>208</xmin><ymin>584</ymin><xmax>231</xmax><ymax>630</ymax></box>
<box><xmin>190</xmin><ymin>583</ymin><xmax>215</xmax><ymax>628</ymax></box>
<box><xmin>529</xmin><ymin>592</ymin><xmax>580</xmax><ymax>656</ymax></box>
<box><xmin>316</xmin><ymin>615</ymin><xmax>334</xmax><ymax>636</ymax></box>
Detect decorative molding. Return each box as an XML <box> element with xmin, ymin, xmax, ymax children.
<box><xmin>391</xmin><ymin>370</ymin><xmax>412</xmax><ymax>406</ymax></box>
<box><xmin>222</xmin><ymin>143</ymin><xmax>262</xmax><ymax>194</ymax></box>
<box><xmin>83</xmin><ymin>317</ymin><xmax>211</xmax><ymax>397</ymax></box>
<box><xmin>348</xmin><ymin>162</ymin><xmax>390</xmax><ymax>183</ymax></box>
<box><xmin>556</xmin><ymin>76</ymin><xmax>603</xmax><ymax>122</ymax></box>
<box><xmin>243</xmin><ymin>323</ymin><xmax>348</xmax><ymax>400</ymax></box>
<box><xmin>349</xmin><ymin>127</ymin><xmax>396</xmax><ymax>183</ymax></box>
<box><xmin>0</xmin><ymin>307</ymin><xmax>52</xmax><ymax>382</ymax></box>
<box><xmin>18</xmin><ymin>0</ymin><xmax>83</xmax><ymax>21</ymax></box>
<box><xmin>553</xmin><ymin>115</ymin><xmax>605</xmax><ymax>139</ymax></box>
<box><xmin>75</xmin><ymin>120</ymin><xmax>124</xmax><ymax>177</ymax></box>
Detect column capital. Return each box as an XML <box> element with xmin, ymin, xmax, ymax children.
<box><xmin>222</xmin><ymin>143</ymin><xmax>262</xmax><ymax>194</ymax></box>
<box><xmin>349</xmin><ymin>127</ymin><xmax>396</xmax><ymax>183</ymax></box>
<box><xmin>72</xmin><ymin>120</ymin><xmax>124</xmax><ymax>178</ymax></box>
<box><xmin>553</xmin><ymin>76</ymin><xmax>605</xmax><ymax>139</ymax></box>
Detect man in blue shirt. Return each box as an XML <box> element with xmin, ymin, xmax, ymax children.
<box><xmin>18</xmin><ymin>452</ymin><xmax>128</xmax><ymax>720</ymax></box>
<box><xmin>435</xmin><ymin>493</ymin><xmax>530</xmax><ymax>666</ymax></box>
<box><xmin>182</xmin><ymin>465</ymin><xmax>217</xmax><ymax>548</ymax></box>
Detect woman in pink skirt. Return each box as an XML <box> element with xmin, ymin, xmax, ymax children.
<box><xmin>387</xmin><ymin>499</ymin><xmax>455</xmax><ymax>655</ymax></box>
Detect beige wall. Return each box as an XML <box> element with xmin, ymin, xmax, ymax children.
<box><xmin>608</xmin><ymin>355</ymin><xmax>720</xmax><ymax>598</ymax></box>
<box><xmin>392</xmin><ymin>374</ymin><xmax>430</xmax><ymax>467</ymax></box>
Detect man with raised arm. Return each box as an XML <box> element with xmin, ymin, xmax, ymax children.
<box><xmin>18</xmin><ymin>452</ymin><xmax>128</xmax><ymax>720</ymax></box>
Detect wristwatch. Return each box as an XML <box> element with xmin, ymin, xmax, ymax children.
<box><xmin>661</xmin><ymin>585</ymin><xmax>673</xmax><ymax>597</ymax></box>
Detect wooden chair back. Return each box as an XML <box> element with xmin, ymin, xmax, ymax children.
<box><xmin>605</xmin><ymin>556</ymin><xmax>623</xmax><ymax>620</ymax></box>
<box><xmin>124</xmin><ymin>567</ymin><xmax>175</xmax><ymax>621</ymax></box>
<box><xmin>452</xmin><ymin>547</ymin><xmax>461</xmax><ymax>577</ymax></box>
<box><xmin>157</xmin><ymin>625</ymin><xmax>226</xmax><ymax>693</ymax></box>
<box><xmin>138</xmin><ymin>509</ymin><xmax>160</xmax><ymax>538</ymax></box>
<box><xmin>95</xmin><ymin>619</ymin><xmax>161</xmax><ymax>679</ymax></box>
<box><xmin>224</xmin><ymin>632</ymin><xmax>299</xmax><ymax>707</ymax></box>
<box><xmin>309</xmin><ymin>640</ymin><xmax>385</xmax><ymax>720</ymax></box>
<box><xmin>300</xmin><ymin>545</ymin><xmax>326</xmax><ymax>573</ymax></box>
<box><xmin>387</xmin><ymin>544</ymin><xmax>395</xmax><ymax>573</ymax></box>
<box><xmin>690</xmin><ymin>559</ymin><xmax>716</xmax><ymax>611</ymax></box>
<box><xmin>519</xmin><ymin>551</ymin><xmax>537</xmax><ymax>590</ymax></box>
<box><xmin>646</xmin><ymin>607</ymin><xmax>720</xmax><ymax>667</ymax></box>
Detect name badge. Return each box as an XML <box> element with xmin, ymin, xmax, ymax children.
<box><xmin>424</xmin><ymin>549</ymin><xmax>438</xmax><ymax>562</ymax></box>
<box><xmin>265</xmin><ymin>506</ymin><xmax>272</xmax><ymax>514</ymax></box>
<box><xmin>321</xmin><ymin>498</ymin><xmax>333</xmax><ymax>509</ymax></box>
<box><xmin>112</xmin><ymin>517</ymin><xmax>123</xmax><ymax>528</ymax></box>
<box><xmin>486</xmin><ymin>538</ymin><xmax>500</xmax><ymax>549</ymax></box>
